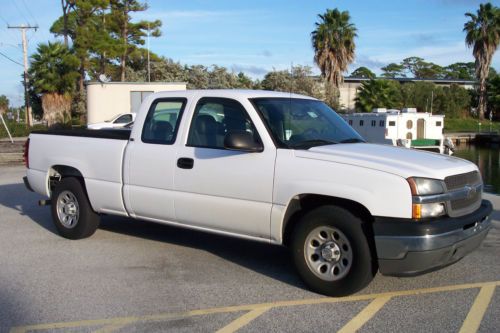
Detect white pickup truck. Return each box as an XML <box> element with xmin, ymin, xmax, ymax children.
<box><xmin>24</xmin><ymin>90</ymin><xmax>492</xmax><ymax>296</ymax></box>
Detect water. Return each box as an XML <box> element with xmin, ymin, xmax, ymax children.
<box><xmin>454</xmin><ymin>144</ymin><xmax>500</xmax><ymax>194</ymax></box>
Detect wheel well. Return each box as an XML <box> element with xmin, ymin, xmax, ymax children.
<box><xmin>48</xmin><ymin>165</ymin><xmax>85</xmax><ymax>194</ymax></box>
<box><xmin>282</xmin><ymin>194</ymin><xmax>374</xmax><ymax>247</ymax></box>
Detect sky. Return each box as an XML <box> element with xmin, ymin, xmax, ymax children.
<box><xmin>1</xmin><ymin>0</ymin><xmax>500</xmax><ymax>107</ymax></box>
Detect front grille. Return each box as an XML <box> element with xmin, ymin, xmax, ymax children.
<box><xmin>450</xmin><ymin>190</ymin><xmax>481</xmax><ymax>210</ymax></box>
<box><xmin>444</xmin><ymin>171</ymin><xmax>480</xmax><ymax>190</ymax></box>
<box><xmin>444</xmin><ymin>171</ymin><xmax>482</xmax><ymax>217</ymax></box>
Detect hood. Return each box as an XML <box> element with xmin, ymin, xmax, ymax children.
<box><xmin>295</xmin><ymin>143</ymin><xmax>477</xmax><ymax>180</ymax></box>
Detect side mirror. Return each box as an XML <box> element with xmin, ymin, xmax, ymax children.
<box><xmin>224</xmin><ymin>131</ymin><xmax>263</xmax><ymax>152</ymax></box>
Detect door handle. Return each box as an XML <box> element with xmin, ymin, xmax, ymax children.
<box><xmin>177</xmin><ymin>157</ymin><xmax>194</xmax><ymax>169</ymax></box>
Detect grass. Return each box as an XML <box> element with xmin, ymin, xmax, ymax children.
<box><xmin>444</xmin><ymin>118</ymin><xmax>500</xmax><ymax>133</ymax></box>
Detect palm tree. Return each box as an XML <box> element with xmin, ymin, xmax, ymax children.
<box><xmin>311</xmin><ymin>9</ymin><xmax>357</xmax><ymax>92</ymax></box>
<box><xmin>464</xmin><ymin>3</ymin><xmax>500</xmax><ymax>120</ymax></box>
<box><xmin>355</xmin><ymin>79</ymin><xmax>402</xmax><ymax>112</ymax></box>
<box><xmin>29</xmin><ymin>42</ymin><xmax>79</xmax><ymax>127</ymax></box>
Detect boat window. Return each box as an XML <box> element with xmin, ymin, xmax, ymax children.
<box><xmin>349</xmin><ymin>120</ymin><xmax>353</xmax><ymax>126</ymax></box>
<box><xmin>360</xmin><ymin>120</ymin><xmax>364</xmax><ymax>126</ymax></box>
<box><xmin>407</xmin><ymin>120</ymin><xmax>413</xmax><ymax>129</ymax></box>
<box><xmin>379</xmin><ymin>120</ymin><xmax>385</xmax><ymax>127</ymax></box>
<box><xmin>436</xmin><ymin>121</ymin><xmax>442</xmax><ymax>127</ymax></box>
<box><xmin>371</xmin><ymin>120</ymin><xmax>376</xmax><ymax>127</ymax></box>
<box><xmin>389</xmin><ymin>121</ymin><xmax>396</xmax><ymax>126</ymax></box>
<box><xmin>406</xmin><ymin>132</ymin><xmax>413</xmax><ymax>139</ymax></box>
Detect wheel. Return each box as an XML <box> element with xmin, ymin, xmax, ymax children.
<box><xmin>291</xmin><ymin>205</ymin><xmax>377</xmax><ymax>296</ymax></box>
<box><xmin>51</xmin><ymin>177</ymin><xmax>100</xmax><ymax>239</ymax></box>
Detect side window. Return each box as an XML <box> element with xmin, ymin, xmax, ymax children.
<box><xmin>379</xmin><ymin>120</ymin><xmax>385</xmax><ymax>127</ymax></box>
<box><xmin>371</xmin><ymin>120</ymin><xmax>376</xmax><ymax>127</ymax></box>
<box><xmin>115</xmin><ymin>114</ymin><xmax>132</xmax><ymax>124</ymax></box>
<box><xmin>187</xmin><ymin>97</ymin><xmax>261</xmax><ymax>149</ymax></box>
<box><xmin>359</xmin><ymin>120</ymin><xmax>364</xmax><ymax>126</ymax></box>
<box><xmin>142</xmin><ymin>98</ymin><xmax>186</xmax><ymax>144</ymax></box>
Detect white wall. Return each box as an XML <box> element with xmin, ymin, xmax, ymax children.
<box><xmin>86</xmin><ymin>82</ymin><xmax>186</xmax><ymax>124</ymax></box>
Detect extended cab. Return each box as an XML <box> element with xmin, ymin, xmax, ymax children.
<box><xmin>24</xmin><ymin>90</ymin><xmax>492</xmax><ymax>296</ymax></box>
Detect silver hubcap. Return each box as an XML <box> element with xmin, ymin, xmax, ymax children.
<box><xmin>56</xmin><ymin>190</ymin><xmax>79</xmax><ymax>229</ymax></box>
<box><xmin>304</xmin><ymin>226</ymin><xmax>353</xmax><ymax>281</ymax></box>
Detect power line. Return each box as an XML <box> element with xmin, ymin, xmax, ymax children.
<box><xmin>0</xmin><ymin>50</ymin><xmax>23</xmax><ymax>67</ymax></box>
<box><xmin>12</xmin><ymin>0</ymin><xmax>31</xmax><ymax>26</ymax></box>
<box><xmin>20</xmin><ymin>0</ymin><xmax>38</xmax><ymax>25</ymax></box>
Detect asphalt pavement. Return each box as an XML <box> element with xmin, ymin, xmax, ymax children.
<box><xmin>0</xmin><ymin>165</ymin><xmax>499</xmax><ymax>333</ymax></box>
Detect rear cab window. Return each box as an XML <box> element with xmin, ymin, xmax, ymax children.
<box><xmin>142</xmin><ymin>98</ymin><xmax>187</xmax><ymax>145</ymax></box>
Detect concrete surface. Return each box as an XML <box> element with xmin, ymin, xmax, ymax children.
<box><xmin>0</xmin><ymin>165</ymin><xmax>499</xmax><ymax>333</ymax></box>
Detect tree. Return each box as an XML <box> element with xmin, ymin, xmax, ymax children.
<box><xmin>311</xmin><ymin>9</ymin><xmax>357</xmax><ymax>92</ymax></box>
<box><xmin>109</xmin><ymin>0</ymin><xmax>161</xmax><ymax>81</ymax></box>
<box><xmin>381</xmin><ymin>63</ymin><xmax>405</xmax><ymax>78</ymax></box>
<box><xmin>443</xmin><ymin>62</ymin><xmax>475</xmax><ymax>80</ymax></box>
<box><xmin>487</xmin><ymin>71</ymin><xmax>500</xmax><ymax>117</ymax></box>
<box><xmin>464</xmin><ymin>2</ymin><xmax>500</xmax><ymax>120</ymax></box>
<box><xmin>354</xmin><ymin>79</ymin><xmax>402</xmax><ymax>112</ymax></box>
<box><xmin>350</xmin><ymin>66</ymin><xmax>375</xmax><ymax>79</ymax></box>
<box><xmin>29</xmin><ymin>42</ymin><xmax>80</xmax><ymax>127</ymax></box>
<box><xmin>0</xmin><ymin>95</ymin><xmax>8</xmax><ymax>115</ymax></box>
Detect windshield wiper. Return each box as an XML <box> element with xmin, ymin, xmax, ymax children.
<box><xmin>290</xmin><ymin>139</ymin><xmax>338</xmax><ymax>150</ymax></box>
<box><xmin>339</xmin><ymin>138</ymin><xmax>365</xmax><ymax>143</ymax></box>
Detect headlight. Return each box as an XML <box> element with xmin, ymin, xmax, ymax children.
<box><xmin>407</xmin><ymin>177</ymin><xmax>444</xmax><ymax>195</ymax></box>
<box><xmin>408</xmin><ymin>177</ymin><xmax>446</xmax><ymax>219</ymax></box>
<box><xmin>412</xmin><ymin>203</ymin><xmax>446</xmax><ymax>219</ymax></box>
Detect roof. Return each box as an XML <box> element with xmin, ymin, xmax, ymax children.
<box><xmin>85</xmin><ymin>81</ymin><xmax>187</xmax><ymax>86</ymax></box>
<box><xmin>344</xmin><ymin>77</ymin><xmax>476</xmax><ymax>84</ymax></box>
<box><xmin>150</xmin><ymin>89</ymin><xmax>317</xmax><ymax>100</ymax></box>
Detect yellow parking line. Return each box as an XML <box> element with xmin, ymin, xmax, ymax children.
<box><xmin>10</xmin><ymin>281</ymin><xmax>500</xmax><ymax>333</ymax></box>
<box><xmin>459</xmin><ymin>284</ymin><xmax>496</xmax><ymax>333</ymax></box>
<box><xmin>216</xmin><ymin>307</ymin><xmax>271</xmax><ymax>333</ymax></box>
<box><xmin>337</xmin><ymin>296</ymin><xmax>391</xmax><ymax>333</ymax></box>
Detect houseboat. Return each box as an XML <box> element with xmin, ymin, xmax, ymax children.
<box><xmin>342</xmin><ymin>108</ymin><xmax>454</xmax><ymax>155</ymax></box>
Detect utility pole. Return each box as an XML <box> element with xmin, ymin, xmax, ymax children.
<box><xmin>8</xmin><ymin>24</ymin><xmax>38</xmax><ymax>127</ymax></box>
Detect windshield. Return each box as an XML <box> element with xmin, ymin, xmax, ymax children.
<box><xmin>251</xmin><ymin>98</ymin><xmax>364</xmax><ymax>149</ymax></box>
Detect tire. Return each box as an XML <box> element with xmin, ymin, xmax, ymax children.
<box><xmin>51</xmin><ymin>177</ymin><xmax>100</xmax><ymax>239</ymax></box>
<box><xmin>291</xmin><ymin>205</ymin><xmax>377</xmax><ymax>296</ymax></box>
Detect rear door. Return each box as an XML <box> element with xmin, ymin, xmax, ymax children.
<box><xmin>123</xmin><ymin>98</ymin><xmax>187</xmax><ymax>220</ymax></box>
<box><xmin>173</xmin><ymin>97</ymin><xmax>276</xmax><ymax>239</ymax></box>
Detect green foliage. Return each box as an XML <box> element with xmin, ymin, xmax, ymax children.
<box><xmin>444</xmin><ymin>118</ymin><xmax>500</xmax><ymax>132</ymax></box>
<box><xmin>356</xmin><ymin>79</ymin><xmax>472</xmax><ymax>118</ymax></box>
<box><xmin>443</xmin><ymin>62</ymin><xmax>475</xmax><ymax>80</ymax></box>
<box><xmin>355</xmin><ymin>79</ymin><xmax>402</xmax><ymax>112</ymax></box>
<box><xmin>487</xmin><ymin>72</ymin><xmax>500</xmax><ymax>116</ymax></box>
<box><xmin>261</xmin><ymin>65</ymin><xmax>322</xmax><ymax>98</ymax></box>
<box><xmin>381</xmin><ymin>63</ymin><xmax>405</xmax><ymax>78</ymax></box>
<box><xmin>0</xmin><ymin>121</ymin><xmax>47</xmax><ymax>138</ymax></box>
<box><xmin>350</xmin><ymin>67</ymin><xmax>375</xmax><ymax>79</ymax></box>
<box><xmin>311</xmin><ymin>8</ymin><xmax>357</xmax><ymax>88</ymax></box>
<box><xmin>0</xmin><ymin>95</ymin><xmax>9</xmax><ymax>114</ymax></box>
<box><xmin>29</xmin><ymin>42</ymin><xmax>80</xmax><ymax>95</ymax></box>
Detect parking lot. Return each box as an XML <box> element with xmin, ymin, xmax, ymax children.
<box><xmin>1</xmin><ymin>164</ymin><xmax>499</xmax><ymax>333</ymax></box>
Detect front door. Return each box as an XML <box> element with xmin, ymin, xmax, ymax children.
<box><xmin>173</xmin><ymin>97</ymin><xmax>276</xmax><ymax>239</ymax></box>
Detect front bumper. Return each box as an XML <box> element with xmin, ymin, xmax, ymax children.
<box><xmin>374</xmin><ymin>200</ymin><xmax>492</xmax><ymax>276</ymax></box>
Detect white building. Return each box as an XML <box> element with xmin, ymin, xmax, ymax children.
<box><xmin>86</xmin><ymin>82</ymin><xmax>187</xmax><ymax>124</ymax></box>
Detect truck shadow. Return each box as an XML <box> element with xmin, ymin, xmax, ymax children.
<box><xmin>0</xmin><ymin>182</ymin><xmax>58</xmax><ymax>235</ymax></box>
<box><xmin>0</xmin><ymin>182</ymin><xmax>304</xmax><ymax>289</ymax></box>
<box><xmin>98</xmin><ymin>215</ymin><xmax>305</xmax><ymax>289</ymax></box>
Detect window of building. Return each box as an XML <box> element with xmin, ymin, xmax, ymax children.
<box><xmin>389</xmin><ymin>121</ymin><xmax>396</xmax><ymax>126</ymax></box>
<box><xmin>187</xmin><ymin>97</ymin><xmax>261</xmax><ymax>150</ymax></box>
<box><xmin>407</xmin><ymin>120</ymin><xmax>413</xmax><ymax>129</ymax></box>
<box><xmin>379</xmin><ymin>120</ymin><xmax>385</xmax><ymax>127</ymax></box>
<box><xmin>359</xmin><ymin>120</ymin><xmax>364</xmax><ymax>126</ymax></box>
<box><xmin>141</xmin><ymin>98</ymin><xmax>186</xmax><ymax>145</ymax></box>
<box><xmin>131</xmin><ymin>91</ymin><xmax>153</xmax><ymax>114</ymax></box>
<box><xmin>348</xmin><ymin>120</ymin><xmax>353</xmax><ymax>126</ymax></box>
<box><xmin>371</xmin><ymin>120</ymin><xmax>376</xmax><ymax>127</ymax></box>
<box><xmin>436</xmin><ymin>121</ymin><xmax>442</xmax><ymax>127</ymax></box>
